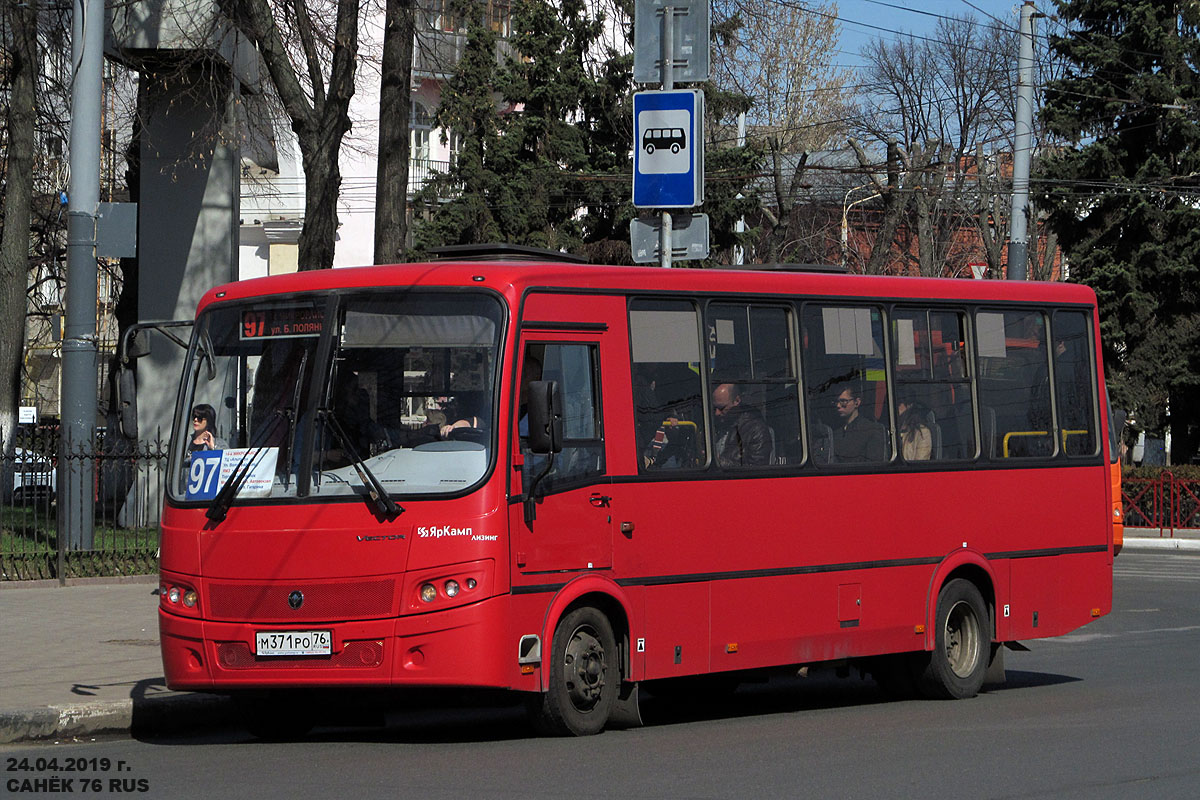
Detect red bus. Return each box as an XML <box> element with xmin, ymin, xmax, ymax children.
<box><xmin>158</xmin><ymin>252</ymin><xmax>1115</xmax><ymax>736</ymax></box>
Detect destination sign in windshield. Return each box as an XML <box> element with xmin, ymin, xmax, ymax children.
<box><xmin>240</xmin><ymin>306</ymin><xmax>324</xmax><ymax>340</ymax></box>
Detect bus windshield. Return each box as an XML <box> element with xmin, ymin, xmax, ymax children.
<box><xmin>170</xmin><ymin>291</ymin><xmax>504</xmax><ymax>505</ymax></box>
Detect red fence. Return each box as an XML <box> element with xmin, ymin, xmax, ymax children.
<box><xmin>1122</xmin><ymin>472</ymin><xmax>1200</xmax><ymax>534</ymax></box>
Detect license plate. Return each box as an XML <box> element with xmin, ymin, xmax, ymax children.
<box><xmin>254</xmin><ymin>630</ymin><xmax>332</xmax><ymax>657</ymax></box>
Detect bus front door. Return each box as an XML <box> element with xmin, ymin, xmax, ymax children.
<box><xmin>511</xmin><ymin>295</ymin><xmax>627</xmax><ymax>575</ymax></box>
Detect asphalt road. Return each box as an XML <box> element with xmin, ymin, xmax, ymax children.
<box><xmin>4</xmin><ymin>551</ymin><xmax>1198</xmax><ymax>800</ymax></box>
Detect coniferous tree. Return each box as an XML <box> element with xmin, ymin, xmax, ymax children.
<box><xmin>413</xmin><ymin>0</ymin><xmax>760</xmax><ymax>264</ymax></box>
<box><xmin>414</xmin><ymin>0</ymin><xmax>626</xmax><ymax>254</ymax></box>
<box><xmin>1040</xmin><ymin>0</ymin><xmax>1200</xmax><ymax>459</ymax></box>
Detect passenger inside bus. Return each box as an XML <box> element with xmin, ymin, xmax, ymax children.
<box><xmin>831</xmin><ymin>383</ymin><xmax>887</xmax><ymax>462</ymax></box>
<box><xmin>187</xmin><ymin>403</ymin><xmax>227</xmax><ymax>463</ymax></box>
<box><xmin>637</xmin><ymin>362</ymin><xmax>705</xmax><ymax>469</ymax></box>
<box><xmin>712</xmin><ymin>383</ymin><xmax>772</xmax><ymax>467</ymax></box>
<box><xmin>896</xmin><ymin>393</ymin><xmax>933</xmax><ymax>461</ymax></box>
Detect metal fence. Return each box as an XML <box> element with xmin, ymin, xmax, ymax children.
<box><xmin>1122</xmin><ymin>472</ymin><xmax>1200</xmax><ymax>533</ymax></box>
<box><xmin>1</xmin><ymin>429</ymin><xmax>167</xmax><ymax>581</ymax></box>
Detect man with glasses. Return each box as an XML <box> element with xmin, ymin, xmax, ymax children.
<box><xmin>831</xmin><ymin>384</ymin><xmax>886</xmax><ymax>462</ymax></box>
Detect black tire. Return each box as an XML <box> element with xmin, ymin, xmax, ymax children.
<box><xmin>918</xmin><ymin>579</ymin><xmax>990</xmax><ymax>699</ymax></box>
<box><xmin>645</xmin><ymin>144</ymin><xmax>655</xmax><ymax>155</ymax></box>
<box><xmin>671</xmin><ymin>143</ymin><xmax>680</xmax><ymax>154</ymax></box>
<box><xmin>234</xmin><ymin>692</ymin><xmax>315</xmax><ymax>741</ymax></box>
<box><xmin>529</xmin><ymin>606</ymin><xmax>617</xmax><ymax>736</ymax></box>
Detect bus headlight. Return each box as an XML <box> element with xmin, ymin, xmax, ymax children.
<box><xmin>404</xmin><ymin>560</ymin><xmax>495</xmax><ymax>614</ymax></box>
<box><xmin>183</xmin><ymin>589</ymin><xmax>198</xmax><ymax>608</ymax></box>
<box><xmin>167</xmin><ymin>586</ymin><xmax>181</xmax><ymax>604</ymax></box>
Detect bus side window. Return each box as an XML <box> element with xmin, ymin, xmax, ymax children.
<box><xmin>976</xmin><ymin>310</ymin><xmax>1054</xmax><ymax>458</ymax></box>
<box><xmin>630</xmin><ymin>299</ymin><xmax>707</xmax><ymax>471</ymax></box>
<box><xmin>1052</xmin><ymin>310</ymin><xmax>1098</xmax><ymax>457</ymax></box>
<box><xmin>801</xmin><ymin>304</ymin><xmax>891</xmax><ymax>465</ymax></box>
<box><xmin>520</xmin><ymin>343</ymin><xmax>604</xmax><ymax>493</ymax></box>
<box><xmin>705</xmin><ymin>303</ymin><xmax>799</xmax><ymax>467</ymax></box>
<box><xmin>891</xmin><ymin>308</ymin><xmax>975</xmax><ymax>461</ymax></box>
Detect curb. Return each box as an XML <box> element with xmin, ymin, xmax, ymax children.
<box><xmin>1122</xmin><ymin>537</ymin><xmax>1200</xmax><ymax>552</ymax></box>
<box><xmin>0</xmin><ymin>694</ymin><xmax>237</xmax><ymax>745</ymax></box>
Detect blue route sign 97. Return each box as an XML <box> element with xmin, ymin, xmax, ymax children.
<box><xmin>633</xmin><ymin>90</ymin><xmax>704</xmax><ymax>209</ymax></box>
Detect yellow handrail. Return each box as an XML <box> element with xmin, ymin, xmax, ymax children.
<box><xmin>1001</xmin><ymin>429</ymin><xmax>1091</xmax><ymax>457</ymax></box>
<box><xmin>1002</xmin><ymin>430</ymin><xmax>1049</xmax><ymax>458</ymax></box>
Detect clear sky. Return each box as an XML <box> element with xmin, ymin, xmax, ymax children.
<box><xmin>834</xmin><ymin>0</ymin><xmax>1035</xmax><ymax>69</ymax></box>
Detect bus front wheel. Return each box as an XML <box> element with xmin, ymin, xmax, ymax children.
<box><xmin>529</xmin><ymin>606</ymin><xmax>617</xmax><ymax>736</ymax></box>
<box><xmin>919</xmin><ymin>578</ymin><xmax>989</xmax><ymax>699</ymax></box>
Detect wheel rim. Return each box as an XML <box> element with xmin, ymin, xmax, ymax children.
<box><xmin>944</xmin><ymin>599</ymin><xmax>982</xmax><ymax>678</ymax></box>
<box><xmin>562</xmin><ymin>624</ymin><xmax>607</xmax><ymax>713</ymax></box>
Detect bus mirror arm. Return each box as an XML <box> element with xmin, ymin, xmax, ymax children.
<box><xmin>523</xmin><ymin>452</ymin><xmax>555</xmax><ymax>525</ymax></box>
<box><xmin>526</xmin><ymin>381</ymin><xmax>563</xmax><ymax>455</ymax></box>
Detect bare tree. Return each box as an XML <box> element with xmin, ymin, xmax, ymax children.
<box><xmin>219</xmin><ymin>0</ymin><xmax>362</xmax><ymax>270</ymax></box>
<box><xmin>0</xmin><ymin>0</ymin><xmax>39</xmax><ymax>447</ymax></box>
<box><xmin>855</xmin><ymin>15</ymin><xmax>1014</xmax><ymax>277</ymax></box>
<box><xmin>714</xmin><ymin>0</ymin><xmax>851</xmax><ymax>263</ymax></box>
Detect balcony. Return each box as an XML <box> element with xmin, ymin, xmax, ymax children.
<box><xmin>409</xmin><ymin>158</ymin><xmax>452</xmax><ymax>196</ymax></box>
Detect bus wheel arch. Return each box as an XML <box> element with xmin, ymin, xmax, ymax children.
<box><xmin>531</xmin><ymin>593</ymin><xmax>627</xmax><ymax>736</ymax></box>
<box><xmin>924</xmin><ymin>558</ymin><xmax>996</xmax><ymax>651</ymax></box>
<box><xmin>920</xmin><ymin>564</ymin><xmax>995</xmax><ymax>699</ymax></box>
<box><xmin>538</xmin><ymin>581</ymin><xmax>633</xmax><ymax>690</ymax></box>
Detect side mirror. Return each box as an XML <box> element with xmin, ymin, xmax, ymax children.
<box><xmin>117</xmin><ymin>366</ymin><xmax>138</xmax><ymax>439</ymax></box>
<box><xmin>526</xmin><ymin>380</ymin><xmax>563</xmax><ymax>455</ymax></box>
<box><xmin>126</xmin><ymin>330</ymin><xmax>151</xmax><ymax>360</ymax></box>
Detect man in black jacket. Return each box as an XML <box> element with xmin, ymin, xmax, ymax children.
<box><xmin>831</xmin><ymin>383</ymin><xmax>886</xmax><ymax>462</ymax></box>
<box><xmin>712</xmin><ymin>383</ymin><xmax>772</xmax><ymax>467</ymax></box>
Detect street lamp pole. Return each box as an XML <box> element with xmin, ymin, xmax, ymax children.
<box><xmin>842</xmin><ymin>184</ymin><xmax>879</xmax><ymax>269</ymax></box>
<box><xmin>60</xmin><ymin>0</ymin><xmax>104</xmax><ymax>557</ymax></box>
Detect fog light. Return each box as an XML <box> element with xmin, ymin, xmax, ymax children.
<box><xmin>183</xmin><ymin>590</ymin><xmax>198</xmax><ymax>608</ymax></box>
<box><xmin>444</xmin><ymin>580</ymin><xmax>460</xmax><ymax>598</ymax></box>
<box><xmin>168</xmin><ymin>586</ymin><xmax>181</xmax><ymax>604</ymax></box>
<box><xmin>466</xmin><ymin>578</ymin><xmax>477</xmax><ymax>590</ymax></box>
<box><xmin>419</xmin><ymin>583</ymin><xmax>437</xmax><ymax>603</ymax></box>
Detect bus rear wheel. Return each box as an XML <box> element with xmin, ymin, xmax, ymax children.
<box><xmin>529</xmin><ymin>606</ymin><xmax>617</xmax><ymax>736</ymax></box>
<box><xmin>919</xmin><ymin>579</ymin><xmax>989</xmax><ymax>699</ymax></box>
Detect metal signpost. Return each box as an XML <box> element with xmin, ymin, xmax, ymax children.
<box><xmin>632</xmin><ymin>0</ymin><xmax>709</xmax><ymax>267</ymax></box>
<box><xmin>630</xmin><ymin>214</ymin><xmax>710</xmax><ymax>263</ymax></box>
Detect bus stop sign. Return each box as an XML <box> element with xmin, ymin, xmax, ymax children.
<box><xmin>633</xmin><ymin>89</ymin><xmax>704</xmax><ymax>208</ymax></box>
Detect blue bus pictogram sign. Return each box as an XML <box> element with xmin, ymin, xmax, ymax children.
<box><xmin>633</xmin><ymin>90</ymin><xmax>704</xmax><ymax>209</ymax></box>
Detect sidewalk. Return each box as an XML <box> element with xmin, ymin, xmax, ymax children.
<box><xmin>0</xmin><ymin>578</ymin><xmax>235</xmax><ymax>745</ymax></box>
<box><xmin>1</xmin><ymin>531</ymin><xmax>1197</xmax><ymax>745</ymax></box>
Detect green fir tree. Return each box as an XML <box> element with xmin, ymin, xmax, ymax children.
<box><xmin>412</xmin><ymin>0</ymin><xmax>760</xmax><ymax>265</ymax></box>
<box><xmin>1040</xmin><ymin>0</ymin><xmax>1200</xmax><ymax>459</ymax></box>
<box><xmin>413</xmin><ymin>0</ymin><xmax>634</xmax><ymax>257</ymax></box>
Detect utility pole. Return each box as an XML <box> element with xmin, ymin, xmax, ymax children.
<box><xmin>734</xmin><ymin>111</ymin><xmax>745</xmax><ymax>265</ymax></box>
<box><xmin>1006</xmin><ymin>0</ymin><xmax>1037</xmax><ymax>281</ymax></box>
<box><xmin>60</xmin><ymin>0</ymin><xmax>104</xmax><ymax>554</ymax></box>
<box><xmin>659</xmin><ymin>8</ymin><xmax>674</xmax><ymax>268</ymax></box>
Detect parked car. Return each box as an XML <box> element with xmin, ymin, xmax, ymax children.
<box><xmin>2</xmin><ymin>447</ymin><xmax>57</xmax><ymax>504</ymax></box>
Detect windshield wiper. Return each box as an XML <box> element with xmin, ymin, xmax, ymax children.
<box><xmin>319</xmin><ymin>409</ymin><xmax>403</xmax><ymax>519</ymax></box>
<box><xmin>205</xmin><ymin>409</ymin><xmax>287</xmax><ymax>523</ymax></box>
